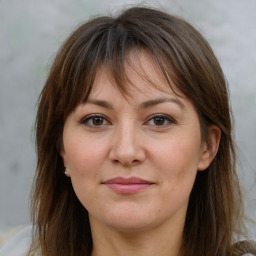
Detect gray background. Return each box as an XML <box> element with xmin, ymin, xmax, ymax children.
<box><xmin>0</xmin><ymin>0</ymin><xmax>255</xmax><ymax>239</ymax></box>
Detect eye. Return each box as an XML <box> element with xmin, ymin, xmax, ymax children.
<box><xmin>81</xmin><ymin>114</ymin><xmax>110</xmax><ymax>127</ymax></box>
<box><xmin>146</xmin><ymin>114</ymin><xmax>176</xmax><ymax>127</ymax></box>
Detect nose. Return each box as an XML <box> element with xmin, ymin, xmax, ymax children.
<box><xmin>109</xmin><ymin>122</ymin><xmax>146</xmax><ymax>167</ymax></box>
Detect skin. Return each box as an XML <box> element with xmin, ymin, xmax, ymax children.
<box><xmin>61</xmin><ymin>50</ymin><xmax>220</xmax><ymax>256</ymax></box>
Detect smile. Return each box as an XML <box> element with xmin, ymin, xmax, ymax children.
<box><xmin>102</xmin><ymin>176</ymin><xmax>155</xmax><ymax>194</ymax></box>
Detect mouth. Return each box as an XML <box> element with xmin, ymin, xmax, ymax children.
<box><xmin>102</xmin><ymin>176</ymin><xmax>155</xmax><ymax>194</ymax></box>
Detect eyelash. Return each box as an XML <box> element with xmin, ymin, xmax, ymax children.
<box><xmin>80</xmin><ymin>114</ymin><xmax>110</xmax><ymax>127</ymax></box>
<box><xmin>80</xmin><ymin>114</ymin><xmax>176</xmax><ymax>128</ymax></box>
<box><xmin>145</xmin><ymin>114</ymin><xmax>176</xmax><ymax>127</ymax></box>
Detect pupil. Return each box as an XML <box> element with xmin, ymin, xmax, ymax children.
<box><xmin>154</xmin><ymin>117</ymin><xmax>165</xmax><ymax>126</ymax></box>
<box><xmin>93</xmin><ymin>117</ymin><xmax>103</xmax><ymax>126</ymax></box>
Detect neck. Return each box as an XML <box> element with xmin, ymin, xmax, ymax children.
<box><xmin>90</xmin><ymin>215</ymin><xmax>184</xmax><ymax>256</ymax></box>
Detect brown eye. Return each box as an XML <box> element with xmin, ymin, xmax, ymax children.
<box><xmin>153</xmin><ymin>116</ymin><xmax>166</xmax><ymax>126</ymax></box>
<box><xmin>146</xmin><ymin>114</ymin><xmax>176</xmax><ymax>127</ymax></box>
<box><xmin>81</xmin><ymin>115</ymin><xmax>109</xmax><ymax>127</ymax></box>
<box><xmin>92</xmin><ymin>117</ymin><xmax>104</xmax><ymax>126</ymax></box>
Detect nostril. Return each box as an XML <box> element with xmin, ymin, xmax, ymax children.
<box><xmin>112</xmin><ymin>158</ymin><xmax>140</xmax><ymax>166</ymax></box>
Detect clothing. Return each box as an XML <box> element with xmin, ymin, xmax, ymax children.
<box><xmin>0</xmin><ymin>226</ymin><xmax>31</xmax><ymax>256</ymax></box>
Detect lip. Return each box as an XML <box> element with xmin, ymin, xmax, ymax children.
<box><xmin>102</xmin><ymin>176</ymin><xmax>155</xmax><ymax>194</ymax></box>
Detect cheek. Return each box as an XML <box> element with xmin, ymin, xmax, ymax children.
<box><xmin>64</xmin><ymin>134</ymin><xmax>109</xmax><ymax>175</ymax></box>
<box><xmin>156</xmin><ymin>142</ymin><xmax>199</xmax><ymax>214</ymax></box>
<box><xmin>63</xmin><ymin>134</ymin><xmax>110</xmax><ymax>209</ymax></box>
<box><xmin>66</xmin><ymin>143</ymin><xmax>104</xmax><ymax>210</ymax></box>
<box><xmin>152</xmin><ymin>134</ymin><xmax>201</xmax><ymax>191</ymax></box>
<box><xmin>155</xmin><ymin>138</ymin><xmax>201</xmax><ymax>172</ymax></box>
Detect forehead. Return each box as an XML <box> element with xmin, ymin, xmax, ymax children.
<box><xmin>90</xmin><ymin>49</ymin><xmax>184</xmax><ymax>101</ymax></box>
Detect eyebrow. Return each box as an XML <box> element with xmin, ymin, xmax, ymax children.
<box><xmin>140</xmin><ymin>97</ymin><xmax>184</xmax><ymax>109</ymax></box>
<box><xmin>85</xmin><ymin>99</ymin><xmax>113</xmax><ymax>109</ymax></box>
<box><xmin>85</xmin><ymin>97</ymin><xmax>184</xmax><ymax>110</ymax></box>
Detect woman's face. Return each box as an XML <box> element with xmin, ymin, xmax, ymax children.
<box><xmin>61</xmin><ymin>50</ymin><xmax>214</xmax><ymax>233</ymax></box>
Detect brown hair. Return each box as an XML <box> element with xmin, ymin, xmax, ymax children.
<box><xmin>28</xmin><ymin>6</ymin><xmax>248</xmax><ymax>256</ymax></box>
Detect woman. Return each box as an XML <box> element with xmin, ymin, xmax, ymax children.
<box><xmin>1</xmin><ymin>6</ymin><xmax>255</xmax><ymax>256</ymax></box>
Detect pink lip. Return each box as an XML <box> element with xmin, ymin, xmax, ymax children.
<box><xmin>102</xmin><ymin>177</ymin><xmax>154</xmax><ymax>194</ymax></box>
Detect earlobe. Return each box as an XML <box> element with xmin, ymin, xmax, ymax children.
<box><xmin>64</xmin><ymin>167</ymin><xmax>70</xmax><ymax>177</ymax></box>
<box><xmin>60</xmin><ymin>150</ymin><xmax>70</xmax><ymax>176</ymax></box>
<box><xmin>197</xmin><ymin>125</ymin><xmax>221</xmax><ymax>171</ymax></box>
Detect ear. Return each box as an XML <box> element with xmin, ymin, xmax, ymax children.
<box><xmin>197</xmin><ymin>125</ymin><xmax>221</xmax><ymax>171</ymax></box>
<box><xmin>59</xmin><ymin>144</ymin><xmax>66</xmax><ymax>164</ymax></box>
<box><xmin>60</xmin><ymin>149</ymin><xmax>71</xmax><ymax>177</ymax></box>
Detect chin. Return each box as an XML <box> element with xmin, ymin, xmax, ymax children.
<box><xmin>91</xmin><ymin>204</ymin><xmax>172</xmax><ymax>233</ymax></box>
<box><xmin>106</xmin><ymin>218</ymin><xmax>157</xmax><ymax>233</ymax></box>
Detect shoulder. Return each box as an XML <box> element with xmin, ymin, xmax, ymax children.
<box><xmin>231</xmin><ymin>240</ymin><xmax>256</xmax><ymax>256</ymax></box>
<box><xmin>0</xmin><ymin>226</ymin><xmax>32</xmax><ymax>256</ymax></box>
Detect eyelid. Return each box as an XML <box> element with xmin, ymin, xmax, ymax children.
<box><xmin>79</xmin><ymin>113</ymin><xmax>176</xmax><ymax>128</ymax></box>
<box><xmin>145</xmin><ymin>114</ymin><xmax>177</xmax><ymax>126</ymax></box>
<box><xmin>80</xmin><ymin>114</ymin><xmax>111</xmax><ymax>127</ymax></box>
